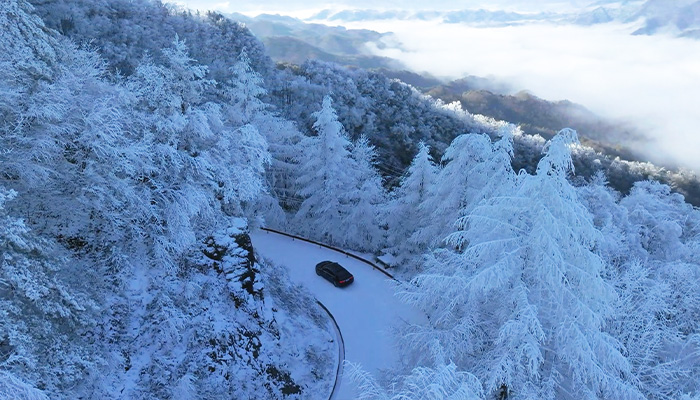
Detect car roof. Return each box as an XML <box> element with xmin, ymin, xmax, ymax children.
<box><xmin>327</xmin><ymin>262</ymin><xmax>352</xmax><ymax>278</ymax></box>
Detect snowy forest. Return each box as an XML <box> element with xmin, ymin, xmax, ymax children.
<box><xmin>1</xmin><ymin>0</ymin><xmax>699</xmax><ymax>399</ymax></box>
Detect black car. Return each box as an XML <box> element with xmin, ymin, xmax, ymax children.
<box><xmin>315</xmin><ymin>261</ymin><xmax>354</xmax><ymax>287</ymax></box>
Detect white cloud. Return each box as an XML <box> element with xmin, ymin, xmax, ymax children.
<box><xmin>214</xmin><ymin>2</ymin><xmax>231</xmax><ymax>11</ymax></box>
<box><xmin>333</xmin><ymin>18</ymin><xmax>700</xmax><ymax>170</ymax></box>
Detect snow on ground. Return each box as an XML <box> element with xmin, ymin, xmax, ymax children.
<box><xmin>250</xmin><ymin>229</ymin><xmax>425</xmax><ymax>399</ymax></box>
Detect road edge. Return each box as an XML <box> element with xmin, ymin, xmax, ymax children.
<box><xmin>259</xmin><ymin>227</ymin><xmax>397</xmax><ymax>281</ymax></box>
<box><xmin>315</xmin><ymin>300</ymin><xmax>345</xmax><ymax>400</ymax></box>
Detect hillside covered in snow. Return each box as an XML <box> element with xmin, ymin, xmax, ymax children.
<box><xmin>2</xmin><ymin>0</ymin><xmax>700</xmax><ymax>399</ymax></box>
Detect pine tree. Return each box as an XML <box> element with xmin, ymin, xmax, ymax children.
<box><xmin>414</xmin><ymin>133</ymin><xmax>494</xmax><ymax>249</ymax></box>
<box><xmin>343</xmin><ymin>135</ymin><xmax>387</xmax><ymax>252</ymax></box>
<box><xmin>294</xmin><ymin>96</ymin><xmax>355</xmax><ymax>245</ymax></box>
<box><xmin>223</xmin><ymin>49</ymin><xmax>303</xmax><ymax>226</ymax></box>
<box><xmin>383</xmin><ymin>141</ymin><xmax>437</xmax><ymax>266</ymax></box>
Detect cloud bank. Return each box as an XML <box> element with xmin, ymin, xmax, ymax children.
<box><xmin>325</xmin><ymin>18</ymin><xmax>700</xmax><ymax>170</ymax></box>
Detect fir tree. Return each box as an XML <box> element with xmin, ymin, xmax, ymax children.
<box><xmin>294</xmin><ymin>95</ymin><xmax>355</xmax><ymax>245</ymax></box>
<box><xmin>383</xmin><ymin>141</ymin><xmax>437</xmax><ymax>266</ymax></box>
<box><xmin>343</xmin><ymin>135</ymin><xmax>387</xmax><ymax>252</ymax></box>
<box><xmin>415</xmin><ymin>133</ymin><xmax>494</xmax><ymax>249</ymax></box>
<box><xmin>224</xmin><ymin>49</ymin><xmax>302</xmax><ymax>226</ymax></box>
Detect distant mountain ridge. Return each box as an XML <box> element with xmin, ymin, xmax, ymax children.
<box><xmin>307</xmin><ymin>1</ymin><xmax>700</xmax><ymax>37</ymax></box>
<box><xmin>631</xmin><ymin>0</ymin><xmax>700</xmax><ymax>37</ymax></box>
<box><xmin>229</xmin><ymin>13</ymin><xmax>403</xmax><ymax>69</ymax></box>
<box><xmin>309</xmin><ymin>8</ymin><xmax>560</xmax><ymax>26</ymax></box>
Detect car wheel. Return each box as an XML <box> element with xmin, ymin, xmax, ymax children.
<box><xmin>333</xmin><ymin>280</ymin><xmax>338</xmax><ymax>287</ymax></box>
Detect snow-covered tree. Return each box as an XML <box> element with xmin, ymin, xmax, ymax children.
<box><xmin>407</xmin><ymin>127</ymin><xmax>516</xmax><ymax>257</ymax></box>
<box><xmin>128</xmin><ymin>36</ymin><xmax>270</xmax><ymax>264</ymax></box>
<box><xmin>223</xmin><ymin>49</ymin><xmax>303</xmax><ymax>226</ymax></box>
<box><xmin>0</xmin><ymin>187</ymin><xmax>96</xmax><ymax>395</ymax></box>
<box><xmin>1</xmin><ymin>0</ymin><xmax>155</xmax><ymax>270</ymax></box>
<box><xmin>414</xmin><ymin>133</ymin><xmax>495</xmax><ymax>249</ymax></box>
<box><xmin>578</xmin><ymin>173</ymin><xmax>700</xmax><ymax>399</ymax></box>
<box><xmin>610</xmin><ymin>181</ymin><xmax>700</xmax><ymax>398</ymax></box>
<box><xmin>0</xmin><ymin>371</ymin><xmax>48</xmax><ymax>400</ymax></box>
<box><xmin>0</xmin><ymin>0</ymin><xmax>63</xmax><ymax>189</ymax></box>
<box><xmin>250</xmin><ymin>116</ymin><xmax>304</xmax><ymax>228</ymax></box>
<box><xmin>576</xmin><ymin>171</ymin><xmax>637</xmax><ymax>265</ymax></box>
<box><xmin>127</xmin><ymin>39</ymin><xmax>211</xmax><ymax>264</ymax></box>
<box><xmin>400</xmin><ymin>129</ymin><xmax>644</xmax><ymax>399</ymax></box>
<box><xmin>383</xmin><ymin>141</ymin><xmax>437</xmax><ymax>266</ymax></box>
<box><xmin>610</xmin><ymin>259</ymin><xmax>700</xmax><ymax>400</ymax></box>
<box><xmin>0</xmin><ymin>0</ymin><xmax>61</xmax><ymax>85</ymax></box>
<box><xmin>294</xmin><ymin>96</ymin><xmax>356</xmax><ymax>245</ymax></box>
<box><xmin>342</xmin><ymin>135</ymin><xmax>387</xmax><ymax>252</ymax></box>
<box><xmin>224</xmin><ymin>49</ymin><xmax>267</xmax><ymax>125</ymax></box>
<box><xmin>28</xmin><ymin>48</ymin><xmax>150</xmax><ymax>253</ymax></box>
<box><xmin>347</xmin><ymin>343</ymin><xmax>483</xmax><ymax>400</ymax></box>
<box><xmin>473</xmin><ymin>124</ymin><xmax>517</xmax><ymax>205</ymax></box>
<box><xmin>621</xmin><ymin>180</ymin><xmax>700</xmax><ymax>262</ymax></box>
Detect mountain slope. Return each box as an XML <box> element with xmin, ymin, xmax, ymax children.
<box><xmin>228</xmin><ymin>13</ymin><xmax>402</xmax><ymax>69</ymax></box>
<box><xmin>3</xmin><ymin>1</ymin><xmax>335</xmax><ymax>398</ymax></box>
<box><xmin>428</xmin><ymin>88</ymin><xmax>642</xmax><ymax>160</ymax></box>
<box><xmin>263</xmin><ymin>36</ymin><xmax>401</xmax><ymax>69</ymax></box>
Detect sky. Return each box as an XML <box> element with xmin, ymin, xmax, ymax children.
<box><xmin>175</xmin><ymin>0</ymin><xmax>700</xmax><ymax>171</ymax></box>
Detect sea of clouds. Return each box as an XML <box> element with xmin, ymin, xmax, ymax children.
<box><xmin>338</xmin><ymin>18</ymin><xmax>700</xmax><ymax>170</ymax></box>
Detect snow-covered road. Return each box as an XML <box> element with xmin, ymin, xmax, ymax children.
<box><xmin>250</xmin><ymin>229</ymin><xmax>423</xmax><ymax>400</ymax></box>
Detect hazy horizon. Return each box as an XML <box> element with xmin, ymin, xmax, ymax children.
<box><xmin>174</xmin><ymin>0</ymin><xmax>598</xmax><ymax>15</ymax></box>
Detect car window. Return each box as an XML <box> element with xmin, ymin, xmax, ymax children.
<box><xmin>330</xmin><ymin>264</ymin><xmax>351</xmax><ymax>279</ymax></box>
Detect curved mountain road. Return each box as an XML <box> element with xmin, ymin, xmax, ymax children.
<box><xmin>250</xmin><ymin>229</ymin><xmax>424</xmax><ymax>399</ymax></box>
<box><xmin>315</xmin><ymin>300</ymin><xmax>345</xmax><ymax>400</ymax></box>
